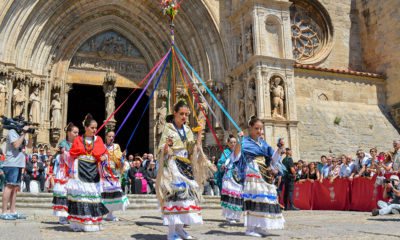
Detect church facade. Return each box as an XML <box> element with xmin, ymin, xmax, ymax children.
<box><xmin>0</xmin><ymin>0</ymin><xmax>399</xmax><ymax>160</ymax></box>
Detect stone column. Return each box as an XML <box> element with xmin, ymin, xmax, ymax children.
<box><xmin>255</xmin><ymin>67</ymin><xmax>265</xmax><ymax>119</ymax></box>
<box><xmin>262</xmin><ymin>68</ymin><xmax>272</xmax><ymax>119</ymax></box>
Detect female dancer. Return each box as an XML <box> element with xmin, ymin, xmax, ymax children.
<box><xmin>63</xmin><ymin>114</ymin><xmax>109</xmax><ymax>232</ymax></box>
<box><xmin>52</xmin><ymin>123</ymin><xmax>79</xmax><ymax>224</ymax></box>
<box><xmin>102</xmin><ymin>130</ymin><xmax>129</xmax><ymax>221</ymax></box>
<box><xmin>235</xmin><ymin>116</ymin><xmax>285</xmax><ymax>237</ymax></box>
<box><xmin>219</xmin><ymin>134</ymin><xmax>244</xmax><ymax>223</ymax></box>
<box><xmin>156</xmin><ymin>100</ymin><xmax>214</xmax><ymax>240</ymax></box>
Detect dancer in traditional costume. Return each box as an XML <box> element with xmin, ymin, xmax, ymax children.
<box><xmin>52</xmin><ymin>123</ymin><xmax>79</xmax><ymax>224</ymax></box>
<box><xmin>101</xmin><ymin>130</ymin><xmax>129</xmax><ymax>221</ymax></box>
<box><xmin>219</xmin><ymin>134</ymin><xmax>244</xmax><ymax>223</ymax></box>
<box><xmin>63</xmin><ymin>114</ymin><xmax>109</xmax><ymax>232</ymax></box>
<box><xmin>156</xmin><ymin>100</ymin><xmax>214</xmax><ymax>240</ymax></box>
<box><xmin>235</xmin><ymin>116</ymin><xmax>285</xmax><ymax>237</ymax></box>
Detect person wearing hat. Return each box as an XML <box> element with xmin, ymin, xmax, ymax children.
<box><xmin>282</xmin><ymin>147</ymin><xmax>299</xmax><ymax>211</ymax></box>
<box><xmin>372</xmin><ymin>175</ymin><xmax>400</xmax><ymax>216</ymax></box>
<box><xmin>128</xmin><ymin>157</ymin><xmax>147</xmax><ymax>194</ymax></box>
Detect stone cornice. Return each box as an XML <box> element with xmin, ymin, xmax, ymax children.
<box><xmin>229</xmin><ymin>55</ymin><xmax>295</xmax><ymax>77</ymax></box>
<box><xmin>294</xmin><ymin>67</ymin><xmax>386</xmax><ymax>83</ymax></box>
<box><xmin>229</xmin><ymin>0</ymin><xmax>292</xmax><ymax>23</ymax></box>
<box><xmin>262</xmin><ymin>118</ymin><xmax>299</xmax><ymax>126</ymax></box>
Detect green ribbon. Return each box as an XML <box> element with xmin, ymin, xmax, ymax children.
<box><xmin>167</xmin><ymin>56</ymin><xmax>172</xmax><ymax>114</ymax></box>
<box><xmin>102</xmin><ymin>197</ymin><xmax>129</xmax><ymax>205</ymax></box>
<box><xmin>221</xmin><ymin>202</ymin><xmax>243</xmax><ymax>211</ymax></box>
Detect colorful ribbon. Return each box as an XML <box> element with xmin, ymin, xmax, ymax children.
<box><xmin>174</xmin><ymin>44</ymin><xmax>242</xmax><ymax>132</ymax></box>
<box><xmin>125</xmin><ymin>52</ymin><xmax>171</xmax><ymax>150</ymax></box>
<box><xmin>113</xmin><ymin>48</ymin><xmax>171</xmax><ymax>140</ymax></box>
<box><xmin>96</xmin><ymin>50</ymin><xmax>170</xmax><ymax>135</ymax></box>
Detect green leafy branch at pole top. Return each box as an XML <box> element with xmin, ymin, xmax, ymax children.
<box><xmin>159</xmin><ymin>0</ymin><xmax>182</xmax><ymax>22</ymax></box>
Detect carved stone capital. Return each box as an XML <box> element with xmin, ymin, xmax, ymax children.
<box><xmin>52</xmin><ymin>78</ymin><xmax>62</xmax><ymax>90</ymax></box>
<box><xmin>30</xmin><ymin>77</ymin><xmax>42</xmax><ymax>87</ymax></box>
<box><xmin>104</xmin><ymin>69</ymin><xmax>117</xmax><ymax>85</ymax></box>
<box><xmin>214</xmin><ymin>81</ymin><xmax>225</xmax><ymax>93</ymax></box>
<box><xmin>158</xmin><ymin>89</ymin><xmax>169</xmax><ymax>100</ymax></box>
<box><xmin>0</xmin><ymin>64</ymin><xmax>8</xmax><ymax>76</ymax></box>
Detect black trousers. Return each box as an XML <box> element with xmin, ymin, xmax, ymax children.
<box><xmin>283</xmin><ymin>177</ymin><xmax>295</xmax><ymax>208</ymax></box>
<box><xmin>24</xmin><ymin>174</ymin><xmax>45</xmax><ymax>192</ymax></box>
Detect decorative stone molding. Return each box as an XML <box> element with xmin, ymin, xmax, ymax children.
<box><xmin>290</xmin><ymin>0</ymin><xmax>334</xmax><ymax>64</ymax></box>
<box><xmin>0</xmin><ymin>64</ymin><xmax>8</xmax><ymax>76</ymax></box>
<box><xmin>158</xmin><ymin>89</ymin><xmax>169</xmax><ymax>99</ymax></box>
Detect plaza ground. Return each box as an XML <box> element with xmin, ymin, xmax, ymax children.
<box><xmin>1</xmin><ymin>208</ymin><xmax>400</xmax><ymax>240</ymax></box>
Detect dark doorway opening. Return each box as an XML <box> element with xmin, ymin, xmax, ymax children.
<box><xmin>67</xmin><ymin>84</ymin><xmax>149</xmax><ymax>156</ymax></box>
<box><xmin>114</xmin><ymin>87</ymin><xmax>149</xmax><ymax>156</ymax></box>
<box><xmin>67</xmin><ymin>84</ymin><xmax>105</xmax><ymax>136</ymax></box>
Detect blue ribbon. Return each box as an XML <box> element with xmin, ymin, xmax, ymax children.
<box><xmin>114</xmin><ymin>48</ymin><xmax>171</xmax><ymax>141</ymax></box>
<box><xmin>242</xmin><ymin>193</ymin><xmax>278</xmax><ymax>200</ymax></box>
<box><xmin>173</xmin><ymin>44</ymin><xmax>242</xmax><ymax>132</ymax></box>
<box><xmin>125</xmin><ymin>52</ymin><xmax>172</xmax><ymax>150</ymax></box>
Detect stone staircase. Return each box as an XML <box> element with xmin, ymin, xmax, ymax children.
<box><xmin>0</xmin><ymin>193</ymin><xmax>222</xmax><ymax>210</ymax></box>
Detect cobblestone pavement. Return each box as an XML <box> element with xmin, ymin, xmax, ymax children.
<box><xmin>1</xmin><ymin>209</ymin><xmax>400</xmax><ymax>240</ymax></box>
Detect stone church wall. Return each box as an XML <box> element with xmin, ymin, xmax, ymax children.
<box><xmin>294</xmin><ymin>68</ymin><xmax>399</xmax><ymax>160</ymax></box>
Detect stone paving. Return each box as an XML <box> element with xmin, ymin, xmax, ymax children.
<box><xmin>1</xmin><ymin>208</ymin><xmax>400</xmax><ymax>240</ymax></box>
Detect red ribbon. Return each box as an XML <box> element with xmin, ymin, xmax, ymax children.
<box><xmin>67</xmin><ymin>216</ymin><xmax>103</xmax><ymax>223</ymax></box>
<box><xmin>163</xmin><ymin>205</ymin><xmax>201</xmax><ymax>211</ymax></box>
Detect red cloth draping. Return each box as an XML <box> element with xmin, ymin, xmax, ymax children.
<box><xmin>279</xmin><ymin>175</ymin><xmax>400</xmax><ymax>211</ymax></box>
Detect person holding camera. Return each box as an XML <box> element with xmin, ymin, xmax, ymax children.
<box><xmin>1</xmin><ymin>125</ymin><xmax>33</xmax><ymax>220</ymax></box>
<box><xmin>372</xmin><ymin>175</ymin><xmax>400</xmax><ymax>216</ymax></box>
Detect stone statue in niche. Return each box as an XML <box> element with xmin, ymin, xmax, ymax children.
<box><xmin>246</xmin><ymin>27</ymin><xmax>253</xmax><ymax>57</ymax></box>
<box><xmin>12</xmin><ymin>81</ymin><xmax>26</xmax><ymax>117</ymax></box>
<box><xmin>50</xmin><ymin>93</ymin><xmax>62</xmax><ymax>129</ymax></box>
<box><xmin>213</xmin><ymin>93</ymin><xmax>225</xmax><ymax>129</ymax></box>
<box><xmin>29</xmin><ymin>87</ymin><xmax>41</xmax><ymax>124</ymax></box>
<box><xmin>104</xmin><ymin>84</ymin><xmax>117</xmax><ymax>119</ymax></box>
<box><xmin>245</xmin><ymin>79</ymin><xmax>257</xmax><ymax>121</ymax></box>
<box><xmin>198</xmin><ymin>97</ymin><xmax>208</xmax><ymax>129</ymax></box>
<box><xmin>270</xmin><ymin>76</ymin><xmax>285</xmax><ymax>120</ymax></box>
<box><xmin>156</xmin><ymin>101</ymin><xmax>167</xmax><ymax>135</ymax></box>
<box><xmin>0</xmin><ymin>78</ymin><xmax>7</xmax><ymax>117</ymax></box>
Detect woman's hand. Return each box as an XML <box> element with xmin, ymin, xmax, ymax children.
<box><xmin>238</xmin><ymin>131</ymin><xmax>244</xmax><ymax>138</ymax></box>
<box><xmin>100</xmin><ymin>155</ymin><xmax>107</xmax><ymax>162</ymax></box>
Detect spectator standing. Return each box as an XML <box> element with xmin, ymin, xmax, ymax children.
<box><xmin>141</xmin><ymin>153</ymin><xmax>148</xmax><ymax>168</ymax></box>
<box><xmin>321</xmin><ymin>156</ymin><xmax>332</xmax><ymax>180</ymax></box>
<box><xmin>308</xmin><ymin>162</ymin><xmax>319</xmax><ymax>181</ymax></box>
<box><xmin>317</xmin><ymin>155</ymin><xmax>326</xmax><ymax>176</ymax></box>
<box><xmin>298</xmin><ymin>164</ymin><xmax>308</xmax><ymax>183</ymax></box>
<box><xmin>339</xmin><ymin>155</ymin><xmax>355</xmax><ymax>179</ymax></box>
<box><xmin>392</xmin><ymin>140</ymin><xmax>400</xmax><ymax>172</ymax></box>
<box><xmin>382</xmin><ymin>152</ymin><xmax>394</xmax><ymax>174</ymax></box>
<box><xmin>38</xmin><ymin>148</ymin><xmax>46</xmax><ymax>163</ymax></box>
<box><xmin>296</xmin><ymin>160</ymin><xmax>304</xmax><ymax>179</ymax></box>
<box><xmin>24</xmin><ymin>154</ymin><xmax>45</xmax><ymax>192</ymax></box>
<box><xmin>372</xmin><ymin>175</ymin><xmax>400</xmax><ymax>216</ymax></box>
<box><xmin>354</xmin><ymin>150</ymin><xmax>369</xmax><ymax>176</ymax></box>
<box><xmin>328</xmin><ymin>158</ymin><xmax>340</xmax><ymax>182</ymax></box>
<box><xmin>145</xmin><ymin>161</ymin><xmax>157</xmax><ymax>194</ymax></box>
<box><xmin>2</xmin><ymin>125</ymin><xmax>33</xmax><ymax>220</ymax></box>
<box><xmin>282</xmin><ymin>148</ymin><xmax>299</xmax><ymax>210</ymax></box>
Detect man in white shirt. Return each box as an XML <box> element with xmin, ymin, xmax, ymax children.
<box><xmin>340</xmin><ymin>155</ymin><xmax>355</xmax><ymax>179</ymax></box>
<box><xmin>392</xmin><ymin>140</ymin><xmax>400</xmax><ymax>172</ymax></box>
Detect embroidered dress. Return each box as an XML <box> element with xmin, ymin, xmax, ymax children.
<box><xmin>240</xmin><ymin>136</ymin><xmax>285</xmax><ymax>229</ymax></box>
<box><xmin>156</xmin><ymin>123</ymin><xmax>212</xmax><ymax>226</ymax></box>
<box><xmin>101</xmin><ymin>143</ymin><xmax>129</xmax><ymax>212</ymax></box>
<box><xmin>220</xmin><ymin>148</ymin><xmax>244</xmax><ymax>221</ymax></box>
<box><xmin>63</xmin><ymin>136</ymin><xmax>109</xmax><ymax>232</ymax></box>
<box><xmin>52</xmin><ymin>140</ymin><xmax>72</xmax><ymax>217</ymax></box>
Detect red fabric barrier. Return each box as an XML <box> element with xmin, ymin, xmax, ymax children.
<box><xmin>349</xmin><ymin>177</ymin><xmax>379</xmax><ymax>211</ymax></box>
<box><xmin>312</xmin><ymin>178</ymin><xmax>350</xmax><ymax>210</ymax></box>
<box><xmin>293</xmin><ymin>181</ymin><xmax>313</xmax><ymax>210</ymax></box>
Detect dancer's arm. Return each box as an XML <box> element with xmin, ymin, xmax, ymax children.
<box><xmin>233</xmin><ymin>132</ymin><xmax>244</xmax><ymax>157</ymax></box>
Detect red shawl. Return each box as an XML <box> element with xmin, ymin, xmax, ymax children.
<box><xmin>69</xmin><ymin>136</ymin><xmax>108</xmax><ymax>161</ymax></box>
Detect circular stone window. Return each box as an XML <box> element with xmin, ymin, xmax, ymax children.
<box><xmin>290</xmin><ymin>0</ymin><xmax>333</xmax><ymax>64</ymax></box>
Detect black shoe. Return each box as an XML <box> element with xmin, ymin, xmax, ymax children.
<box><xmin>372</xmin><ymin>208</ymin><xmax>379</xmax><ymax>216</ymax></box>
<box><xmin>290</xmin><ymin>206</ymin><xmax>300</xmax><ymax>211</ymax></box>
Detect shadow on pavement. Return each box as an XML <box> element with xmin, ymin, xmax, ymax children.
<box><xmin>367</xmin><ymin>218</ymin><xmax>400</xmax><ymax>222</ymax></box>
<box><xmin>135</xmin><ymin>221</ymin><xmax>164</xmax><ymax>227</ymax></box>
<box><xmin>139</xmin><ymin>216</ymin><xmax>162</xmax><ymax>220</ymax></box>
<box><xmin>44</xmin><ymin>225</ymin><xmax>74</xmax><ymax>232</ymax></box>
<box><xmin>41</xmin><ymin>221</ymin><xmax>60</xmax><ymax>225</ymax></box>
<box><xmin>131</xmin><ymin>234</ymin><xmax>165</xmax><ymax>240</ymax></box>
<box><xmin>204</xmin><ymin>230</ymin><xmax>244</xmax><ymax>236</ymax></box>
